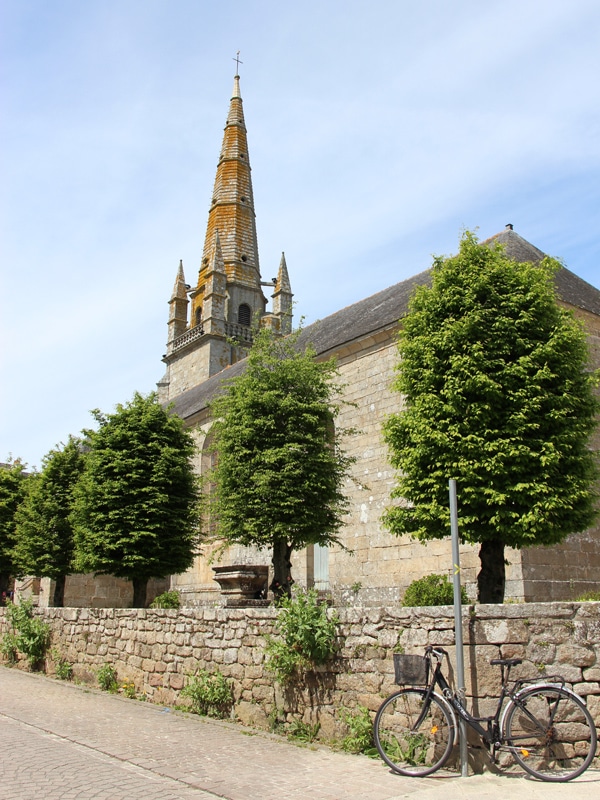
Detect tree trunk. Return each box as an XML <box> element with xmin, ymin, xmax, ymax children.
<box><xmin>477</xmin><ymin>540</ymin><xmax>506</xmax><ymax>603</ymax></box>
<box><xmin>132</xmin><ymin>577</ymin><xmax>148</xmax><ymax>608</ymax></box>
<box><xmin>270</xmin><ymin>540</ymin><xmax>294</xmax><ymax>600</ymax></box>
<box><xmin>53</xmin><ymin>575</ymin><xmax>66</xmax><ymax>607</ymax></box>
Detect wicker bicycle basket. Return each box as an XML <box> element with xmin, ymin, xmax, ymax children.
<box><xmin>393</xmin><ymin>653</ymin><xmax>429</xmax><ymax>685</ymax></box>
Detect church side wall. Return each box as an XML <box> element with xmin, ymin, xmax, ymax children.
<box><xmin>327</xmin><ymin>336</ymin><xmax>517</xmax><ymax>604</ymax></box>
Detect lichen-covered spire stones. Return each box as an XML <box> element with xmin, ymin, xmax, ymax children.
<box><xmin>160</xmin><ymin>70</ymin><xmax>293</xmax><ymax>401</ymax></box>
<box><xmin>272</xmin><ymin>252</ymin><xmax>293</xmax><ymax>334</ymax></box>
<box><xmin>167</xmin><ymin>260</ymin><xmax>189</xmax><ymax>345</ymax></box>
<box><xmin>191</xmin><ymin>73</ymin><xmax>265</xmax><ymax>332</ymax></box>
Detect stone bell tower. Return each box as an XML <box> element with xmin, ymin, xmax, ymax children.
<box><xmin>158</xmin><ymin>71</ymin><xmax>293</xmax><ymax>403</ymax></box>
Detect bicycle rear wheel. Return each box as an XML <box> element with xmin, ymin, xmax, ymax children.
<box><xmin>504</xmin><ymin>685</ymin><xmax>597</xmax><ymax>781</ymax></box>
<box><xmin>373</xmin><ymin>688</ymin><xmax>455</xmax><ymax>776</ymax></box>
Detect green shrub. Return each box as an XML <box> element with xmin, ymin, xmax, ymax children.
<box><xmin>286</xmin><ymin>718</ymin><xmax>321</xmax><ymax>743</ymax></box>
<box><xmin>576</xmin><ymin>590</ymin><xmax>600</xmax><ymax>601</ymax></box>
<box><xmin>150</xmin><ymin>590</ymin><xmax>181</xmax><ymax>609</ymax></box>
<box><xmin>180</xmin><ymin>668</ymin><xmax>232</xmax><ymax>718</ymax></box>
<box><xmin>97</xmin><ymin>663</ymin><xmax>119</xmax><ymax>693</ymax></box>
<box><xmin>265</xmin><ymin>588</ymin><xmax>338</xmax><ymax>684</ymax></box>
<box><xmin>403</xmin><ymin>574</ymin><xmax>468</xmax><ymax>607</ymax></box>
<box><xmin>0</xmin><ymin>631</ymin><xmax>19</xmax><ymax>663</ymax></box>
<box><xmin>1</xmin><ymin>598</ymin><xmax>50</xmax><ymax>669</ymax></box>
<box><xmin>52</xmin><ymin>649</ymin><xmax>73</xmax><ymax>680</ymax></box>
<box><xmin>339</xmin><ymin>705</ymin><xmax>378</xmax><ymax>756</ymax></box>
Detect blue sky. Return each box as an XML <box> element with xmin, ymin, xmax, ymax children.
<box><xmin>2</xmin><ymin>0</ymin><xmax>599</xmax><ymax>469</ymax></box>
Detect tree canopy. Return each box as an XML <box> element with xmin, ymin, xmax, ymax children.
<box><xmin>72</xmin><ymin>392</ymin><xmax>200</xmax><ymax>607</ymax></box>
<box><xmin>0</xmin><ymin>458</ymin><xmax>29</xmax><ymax>601</ymax></box>
<box><xmin>383</xmin><ymin>231</ymin><xmax>599</xmax><ymax>601</ymax></box>
<box><xmin>13</xmin><ymin>437</ymin><xmax>85</xmax><ymax>606</ymax></box>
<box><xmin>209</xmin><ymin>328</ymin><xmax>355</xmax><ymax>596</ymax></box>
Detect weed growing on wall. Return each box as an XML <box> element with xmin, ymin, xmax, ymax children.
<box><xmin>265</xmin><ymin>588</ymin><xmax>339</xmax><ymax>684</ymax></box>
<box><xmin>97</xmin><ymin>663</ymin><xmax>119</xmax><ymax>693</ymax></box>
<box><xmin>286</xmin><ymin>718</ymin><xmax>321</xmax><ymax>743</ymax></box>
<box><xmin>180</xmin><ymin>668</ymin><xmax>232</xmax><ymax>718</ymax></box>
<box><xmin>121</xmin><ymin>681</ymin><xmax>137</xmax><ymax>699</ymax></box>
<box><xmin>51</xmin><ymin>649</ymin><xmax>73</xmax><ymax>680</ymax></box>
<box><xmin>0</xmin><ymin>598</ymin><xmax>50</xmax><ymax>669</ymax></box>
<box><xmin>339</xmin><ymin>705</ymin><xmax>377</xmax><ymax>756</ymax></box>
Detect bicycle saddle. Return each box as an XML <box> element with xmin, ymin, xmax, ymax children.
<box><xmin>490</xmin><ymin>657</ymin><xmax>522</xmax><ymax>667</ymax></box>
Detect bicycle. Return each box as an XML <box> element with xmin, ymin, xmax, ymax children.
<box><xmin>373</xmin><ymin>645</ymin><xmax>597</xmax><ymax>782</ymax></box>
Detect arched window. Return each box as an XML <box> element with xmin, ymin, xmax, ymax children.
<box><xmin>238</xmin><ymin>303</ymin><xmax>251</xmax><ymax>326</ymax></box>
<box><xmin>195</xmin><ymin>307</ymin><xmax>202</xmax><ymax>327</ymax></box>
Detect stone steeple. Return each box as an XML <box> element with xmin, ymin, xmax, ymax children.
<box><xmin>272</xmin><ymin>252</ymin><xmax>293</xmax><ymax>333</ymax></box>
<box><xmin>159</xmin><ymin>70</ymin><xmax>293</xmax><ymax>403</ymax></box>
<box><xmin>190</xmin><ymin>73</ymin><xmax>266</xmax><ymax>336</ymax></box>
<box><xmin>167</xmin><ymin>260</ymin><xmax>189</xmax><ymax>345</ymax></box>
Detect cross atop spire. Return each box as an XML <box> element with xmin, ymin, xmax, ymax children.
<box><xmin>233</xmin><ymin>50</ymin><xmax>243</xmax><ymax>76</ymax></box>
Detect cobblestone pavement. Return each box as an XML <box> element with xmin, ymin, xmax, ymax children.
<box><xmin>1</xmin><ymin>666</ymin><xmax>599</xmax><ymax>800</ymax></box>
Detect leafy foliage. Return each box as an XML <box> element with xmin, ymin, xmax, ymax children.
<box><xmin>180</xmin><ymin>668</ymin><xmax>232</xmax><ymax>718</ymax></box>
<box><xmin>13</xmin><ymin>438</ymin><xmax>86</xmax><ymax>606</ymax></box>
<box><xmin>265</xmin><ymin>588</ymin><xmax>338</xmax><ymax>683</ymax></box>
<box><xmin>1</xmin><ymin>598</ymin><xmax>50</xmax><ymax>669</ymax></box>
<box><xmin>339</xmin><ymin>705</ymin><xmax>378</xmax><ymax>756</ymax></box>
<box><xmin>97</xmin><ymin>663</ymin><xmax>119</xmax><ymax>693</ymax></box>
<box><xmin>285</xmin><ymin>718</ymin><xmax>321</xmax><ymax>743</ymax></box>
<box><xmin>402</xmin><ymin>573</ymin><xmax>468</xmax><ymax>607</ymax></box>
<box><xmin>149</xmin><ymin>590</ymin><xmax>181</xmax><ymax>609</ymax></box>
<box><xmin>0</xmin><ymin>458</ymin><xmax>29</xmax><ymax>596</ymax></box>
<box><xmin>52</xmin><ymin>650</ymin><xmax>73</xmax><ymax>680</ymax></box>
<box><xmin>576</xmin><ymin>591</ymin><xmax>600</xmax><ymax>601</ymax></box>
<box><xmin>71</xmin><ymin>393</ymin><xmax>200</xmax><ymax>606</ymax></box>
<box><xmin>209</xmin><ymin>328</ymin><xmax>355</xmax><ymax>594</ymax></box>
<box><xmin>383</xmin><ymin>231</ymin><xmax>598</xmax><ymax>599</ymax></box>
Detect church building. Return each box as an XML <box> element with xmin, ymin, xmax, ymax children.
<box><xmin>31</xmin><ymin>70</ymin><xmax>599</xmax><ymax>609</ymax></box>
<box><xmin>160</xmin><ymin>72</ymin><xmax>600</xmax><ymax>608</ymax></box>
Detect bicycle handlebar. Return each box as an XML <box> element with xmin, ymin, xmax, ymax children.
<box><xmin>425</xmin><ymin>645</ymin><xmax>448</xmax><ymax>657</ymax></box>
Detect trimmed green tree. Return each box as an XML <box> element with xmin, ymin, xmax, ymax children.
<box><xmin>71</xmin><ymin>392</ymin><xmax>200</xmax><ymax>607</ymax></box>
<box><xmin>383</xmin><ymin>231</ymin><xmax>599</xmax><ymax>602</ymax></box>
<box><xmin>208</xmin><ymin>328</ymin><xmax>355</xmax><ymax>598</ymax></box>
<box><xmin>0</xmin><ymin>458</ymin><xmax>29</xmax><ymax>602</ymax></box>
<box><xmin>13</xmin><ymin>437</ymin><xmax>86</xmax><ymax>607</ymax></box>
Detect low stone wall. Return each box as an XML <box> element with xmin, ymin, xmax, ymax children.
<box><xmin>1</xmin><ymin>602</ymin><xmax>599</xmax><ymax>746</ymax></box>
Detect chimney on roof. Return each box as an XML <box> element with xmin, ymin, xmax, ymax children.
<box><xmin>506</xmin><ymin>223</ymin><xmax>514</xmax><ymax>230</ymax></box>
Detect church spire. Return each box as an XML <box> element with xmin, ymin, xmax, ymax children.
<box><xmin>272</xmin><ymin>252</ymin><xmax>293</xmax><ymax>333</ymax></box>
<box><xmin>160</xmin><ymin>66</ymin><xmax>293</xmax><ymax>401</ymax></box>
<box><xmin>191</xmin><ymin>70</ymin><xmax>265</xmax><ymax>329</ymax></box>
<box><xmin>167</xmin><ymin>260</ymin><xmax>189</xmax><ymax>345</ymax></box>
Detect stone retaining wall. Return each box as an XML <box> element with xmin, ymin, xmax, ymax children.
<box><xmin>1</xmin><ymin>602</ymin><xmax>599</xmax><ymax>745</ymax></box>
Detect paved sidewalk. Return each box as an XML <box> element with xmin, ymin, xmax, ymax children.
<box><xmin>1</xmin><ymin>666</ymin><xmax>598</xmax><ymax>800</ymax></box>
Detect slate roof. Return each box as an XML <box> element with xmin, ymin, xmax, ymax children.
<box><xmin>169</xmin><ymin>228</ymin><xmax>600</xmax><ymax>422</ymax></box>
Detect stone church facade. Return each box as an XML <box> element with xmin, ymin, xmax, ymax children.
<box><xmin>31</xmin><ymin>72</ymin><xmax>599</xmax><ymax>608</ymax></box>
<box><xmin>159</xmin><ymin>74</ymin><xmax>600</xmax><ymax>607</ymax></box>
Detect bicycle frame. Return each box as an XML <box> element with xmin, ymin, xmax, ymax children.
<box><xmin>422</xmin><ymin>647</ymin><xmax>552</xmax><ymax>752</ymax></box>
<box><xmin>423</xmin><ymin>649</ymin><xmax>498</xmax><ymax>745</ymax></box>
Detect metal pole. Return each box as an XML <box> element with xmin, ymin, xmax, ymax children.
<box><xmin>449</xmin><ymin>478</ymin><xmax>469</xmax><ymax>777</ymax></box>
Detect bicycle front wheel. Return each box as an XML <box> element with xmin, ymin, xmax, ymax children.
<box><xmin>373</xmin><ymin>688</ymin><xmax>455</xmax><ymax>776</ymax></box>
<box><xmin>504</xmin><ymin>685</ymin><xmax>597</xmax><ymax>781</ymax></box>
